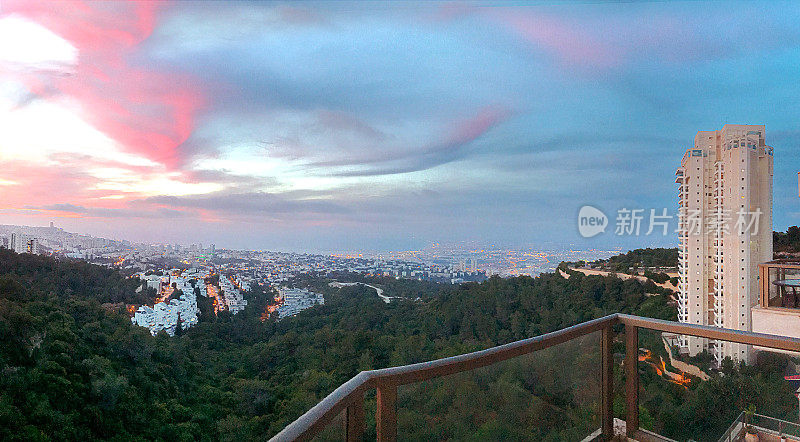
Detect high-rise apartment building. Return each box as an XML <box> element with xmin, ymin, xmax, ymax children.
<box><xmin>9</xmin><ymin>232</ymin><xmax>25</xmax><ymax>254</ymax></box>
<box><xmin>676</xmin><ymin>124</ymin><xmax>773</xmax><ymax>365</ymax></box>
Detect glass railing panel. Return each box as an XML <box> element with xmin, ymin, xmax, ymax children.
<box><xmin>396</xmin><ymin>330</ymin><xmax>602</xmax><ymax>441</ymax></box>
<box><xmin>768</xmin><ymin>266</ymin><xmax>800</xmax><ymax>308</ymax></box>
<box><xmin>310</xmin><ymin>408</ymin><xmax>345</xmax><ymax>442</ymax></box>
<box><xmin>636</xmin><ymin>328</ymin><xmax>800</xmax><ymax>442</ymax></box>
<box><xmin>768</xmin><ymin>266</ymin><xmax>780</xmax><ymax>307</ymax></box>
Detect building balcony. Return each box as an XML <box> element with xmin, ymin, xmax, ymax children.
<box><xmin>273</xmin><ymin>314</ymin><xmax>800</xmax><ymax>442</ymax></box>
<box><xmin>718</xmin><ymin>411</ymin><xmax>800</xmax><ymax>442</ymax></box>
<box><xmin>754</xmin><ymin>261</ymin><xmax>800</xmax><ymax>342</ymax></box>
<box><xmin>758</xmin><ymin>261</ymin><xmax>800</xmax><ymax>310</ymax></box>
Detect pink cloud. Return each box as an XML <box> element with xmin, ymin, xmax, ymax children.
<box><xmin>445</xmin><ymin>104</ymin><xmax>510</xmax><ymax>148</ymax></box>
<box><xmin>2</xmin><ymin>0</ymin><xmax>204</xmax><ymax>169</ymax></box>
<box><xmin>488</xmin><ymin>10</ymin><xmax>621</xmax><ymax>70</ymax></box>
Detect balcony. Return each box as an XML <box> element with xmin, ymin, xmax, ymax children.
<box><xmin>759</xmin><ymin>261</ymin><xmax>800</xmax><ymax>309</ymax></box>
<box><xmin>718</xmin><ymin>411</ymin><xmax>800</xmax><ymax>442</ymax></box>
<box><xmin>753</xmin><ymin>261</ymin><xmax>800</xmax><ymax>342</ymax></box>
<box><xmin>272</xmin><ymin>314</ymin><xmax>800</xmax><ymax>442</ymax></box>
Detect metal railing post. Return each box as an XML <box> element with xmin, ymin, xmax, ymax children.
<box><xmin>345</xmin><ymin>390</ymin><xmax>365</xmax><ymax>442</ymax></box>
<box><xmin>625</xmin><ymin>325</ymin><xmax>639</xmax><ymax>438</ymax></box>
<box><xmin>376</xmin><ymin>382</ymin><xmax>397</xmax><ymax>442</ymax></box>
<box><xmin>601</xmin><ymin>325</ymin><xmax>614</xmax><ymax>439</ymax></box>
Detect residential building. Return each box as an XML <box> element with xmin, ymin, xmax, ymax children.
<box><xmin>131</xmin><ymin>291</ymin><xmax>198</xmax><ymax>336</ymax></box>
<box><xmin>26</xmin><ymin>237</ymin><xmax>39</xmax><ymax>255</ymax></box>
<box><xmin>276</xmin><ymin>288</ymin><xmax>324</xmax><ymax>319</ymax></box>
<box><xmin>676</xmin><ymin>124</ymin><xmax>773</xmax><ymax>364</ymax></box>
<box><xmin>9</xmin><ymin>232</ymin><xmax>23</xmax><ymax>254</ymax></box>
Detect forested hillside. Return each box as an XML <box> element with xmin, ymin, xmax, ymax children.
<box><xmin>0</xmin><ymin>249</ymin><xmax>795</xmax><ymax>441</ymax></box>
<box><xmin>592</xmin><ymin>248</ymin><xmax>679</xmax><ymax>270</ymax></box>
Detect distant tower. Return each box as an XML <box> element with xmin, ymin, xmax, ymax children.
<box><xmin>9</xmin><ymin>233</ymin><xmax>24</xmax><ymax>254</ymax></box>
<box><xmin>50</xmin><ymin>221</ymin><xmax>54</xmax><ymax>228</ymax></box>
<box><xmin>676</xmin><ymin>124</ymin><xmax>773</xmax><ymax>365</ymax></box>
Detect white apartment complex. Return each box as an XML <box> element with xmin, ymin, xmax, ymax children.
<box><xmin>4</xmin><ymin>233</ymin><xmax>40</xmax><ymax>255</ymax></box>
<box><xmin>277</xmin><ymin>288</ymin><xmax>324</xmax><ymax>319</ymax></box>
<box><xmin>131</xmin><ymin>272</ymin><xmax>202</xmax><ymax>336</ymax></box>
<box><xmin>131</xmin><ymin>292</ymin><xmax>199</xmax><ymax>336</ymax></box>
<box><xmin>676</xmin><ymin>124</ymin><xmax>773</xmax><ymax>365</ymax></box>
<box><xmin>220</xmin><ymin>276</ymin><xmax>248</xmax><ymax>314</ymax></box>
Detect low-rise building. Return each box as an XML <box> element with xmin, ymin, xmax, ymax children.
<box><xmin>276</xmin><ymin>288</ymin><xmax>324</xmax><ymax>319</ymax></box>
<box><xmin>131</xmin><ymin>290</ymin><xmax>199</xmax><ymax>336</ymax></box>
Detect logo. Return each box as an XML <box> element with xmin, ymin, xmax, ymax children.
<box><xmin>578</xmin><ymin>206</ymin><xmax>608</xmax><ymax>238</ymax></box>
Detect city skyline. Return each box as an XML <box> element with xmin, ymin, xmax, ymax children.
<box><xmin>2</xmin><ymin>1</ymin><xmax>800</xmax><ymax>252</ymax></box>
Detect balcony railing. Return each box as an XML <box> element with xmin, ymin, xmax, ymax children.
<box><xmin>718</xmin><ymin>411</ymin><xmax>800</xmax><ymax>442</ymax></box>
<box><xmin>760</xmin><ymin>261</ymin><xmax>800</xmax><ymax>309</ymax></box>
<box><xmin>271</xmin><ymin>314</ymin><xmax>800</xmax><ymax>442</ymax></box>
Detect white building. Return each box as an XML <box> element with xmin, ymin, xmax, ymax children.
<box><xmin>219</xmin><ymin>276</ymin><xmax>248</xmax><ymax>314</ymax></box>
<box><xmin>131</xmin><ymin>291</ymin><xmax>199</xmax><ymax>336</ymax></box>
<box><xmin>276</xmin><ymin>288</ymin><xmax>324</xmax><ymax>319</ymax></box>
<box><xmin>676</xmin><ymin>124</ymin><xmax>773</xmax><ymax>364</ymax></box>
<box><xmin>26</xmin><ymin>237</ymin><xmax>39</xmax><ymax>254</ymax></box>
<box><xmin>9</xmin><ymin>233</ymin><xmax>27</xmax><ymax>254</ymax></box>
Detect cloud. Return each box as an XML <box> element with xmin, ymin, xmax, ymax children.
<box><xmin>318</xmin><ymin>105</ymin><xmax>512</xmax><ymax>176</ymax></box>
<box><xmin>145</xmin><ymin>191</ymin><xmax>347</xmax><ymax>216</ymax></box>
<box><xmin>0</xmin><ymin>15</ymin><xmax>77</xmax><ymax>72</ymax></box>
<box><xmin>316</xmin><ymin>110</ymin><xmax>387</xmax><ymax>142</ymax></box>
<box><xmin>3</xmin><ymin>1</ymin><xmax>800</xmax><ymax>251</ymax></box>
<box><xmin>1</xmin><ymin>0</ymin><xmax>204</xmax><ymax>169</ymax></box>
<box><xmin>490</xmin><ymin>10</ymin><xmax>619</xmax><ymax>70</ymax></box>
<box><xmin>28</xmin><ymin>203</ymin><xmax>189</xmax><ymax>219</ymax></box>
<box><xmin>434</xmin><ymin>3</ymin><xmax>800</xmax><ymax>73</ymax></box>
<box><xmin>37</xmin><ymin>203</ymin><xmax>88</xmax><ymax>213</ymax></box>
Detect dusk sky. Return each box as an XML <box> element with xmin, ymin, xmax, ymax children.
<box><xmin>1</xmin><ymin>1</ymin><xmax>799</xmax><ymax>253</ymax></box>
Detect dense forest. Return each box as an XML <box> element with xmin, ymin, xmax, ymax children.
<box><xmin>0</xmin><ymin>248</ymin><xmax>797</xmax><ymax>441</ymax></box>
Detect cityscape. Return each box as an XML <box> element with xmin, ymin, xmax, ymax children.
<box><xmin>0</xmin><ymin>222</ymin><xmax>620</xmax><ymax>335</ymax></box>
<box><xmin>4</xmin><ymin>1</ymin><xmax>800</xmax><ymax>442</ymax></box>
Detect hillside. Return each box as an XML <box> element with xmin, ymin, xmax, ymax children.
<box><xmin>590</xmin><ymin>247</ymin><xmax>679</xmax><ymax>271</ymax></box>
<box><xmin>0</xmin><ymin>249</ymin><xmax>795</xmax><ymax>441</ymax></box>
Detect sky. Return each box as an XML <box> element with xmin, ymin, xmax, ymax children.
<box><xmin>0</xmin><ymin>0</ymin><xmax>799</xmax><ymax>253</ymax></box>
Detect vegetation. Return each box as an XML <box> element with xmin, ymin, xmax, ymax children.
<box><xmin>592</xmin><ymin>248</ymin><xmax>679</xmax><ymax>271</ymax></box>
<box><xmin>775</xmin><ymin>226</ymin><xmax>800</xmax><ymax>254</ymax></box>
<box><xmin>0</xmin><ymin>248</ymin><xmax>796</xmax><ymax>441</ymax></box>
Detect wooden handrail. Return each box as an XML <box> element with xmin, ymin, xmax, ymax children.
<box><xmin>271</xmin><ymin>313</ymin><xmax>800</xmax><ymax>441</ymax></box>
<box><xmin>368</xmin><ymin>313</ymin><xmax>619</xmax><ymax>386</ymax></box>
<box><xmin>271</xmin><ymin>314</ymin><xmax>618</xmax><ymax>441</ymax></box>
<box><xmin>617</xmin><ymin>314</ymin><xmax>800</xmax><ymax>352</ymax></box>
<box><xmin>271</xmin><ymin>371</ymin><xmax>374</xmax><ymax>441</ymax></box>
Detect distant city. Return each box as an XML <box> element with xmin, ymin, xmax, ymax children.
<box><xmin>0</xmin><ymin>222</ymin><xmax>622</xmax><ymax>334</ymax></box>
<box><xmin>0</xmin><ymin>223</ymin><xmax>622</xmax><ymax>282</ymax></box>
